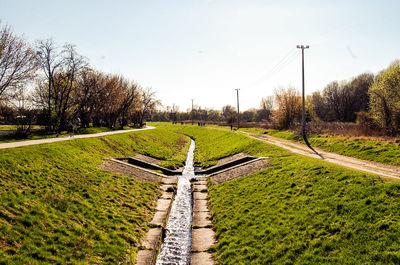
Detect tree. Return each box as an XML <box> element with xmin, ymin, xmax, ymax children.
<box><xmin>0</xmin><ymin>23</ymin><xmax>38</xmax><ymax>99</ymax></box>
<box><xmin>319</xmin><ymin>73</ymin><xmax>373</xmax><ymax>122</ymax></box>
<box><xmin>310</xmin><ymin>91</ymin><xmax>329</xmax><ymax>121</ymax></box>
<box><xmin>323</xmin><ymin>81</ymin><xmax>348</xmax><ymax>121</ymax></box>
<box><xmin>119</xmin><ymin>81</ymin><xmax>139</xmax><ymax>128</ymax></box>
<box><xmin>222</xmin><ymin>105</ymin><xmax>236</xmax><ymax>124</ymax></box>
<box><xmin>347</xmin><ymin>72</ymin><xmax>374</xmax><ymax>116</ymax></box>
<box><xmin>36</xmin><ymin>40</ymin><xmax>87</xmax><ymax>132</ymax></box>
<box><xmin>273</xmin><ymin>87</ymin><xmax>301</xmax><ymax>129</ymax></box>
<box><xmin>208</xmin><ymin>109</ymin><xmax>221</xmax><ymax>122</ymax></box>
<box><xmin>243</xmin><ymin>108</ymin><xmax>257</xmax><ymax>122</ymax></box>
<box><xmin>257</xmin><ymin>96</ymin><xmax>273</xmax><ymax>121</ymax></box>
<box><xmin>369</xmin><ymin>60</ymin><xmax>400</xmax><ymax>135</ymax></box>
<box><xmin>7</xmin><ymin>85</ymin><xmax>36</xmax><ymax>136</ymax></box>
<box><xmin>134</xmin><ymin>87</ymin><xmax>159</xmax><ymax>127</ymax></box>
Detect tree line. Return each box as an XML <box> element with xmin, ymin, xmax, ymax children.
<box><xmin>152</xmin><ymin>96</ymin><xmax>273</xmax><ymax>126</ymax></box>
<box><xmin>0</xmin><ymin>22</ymin><xmax>159</xmax><ymax>136</ymax></box>
<box><xmin>153</xmin><ymin>60</ymin><xmax>400</xmax><ymax>136</ymax></box>
<box><xmin>271</xmin><ymin>60</ymin><xmax>400</xmax><ymax>136</ymax></box>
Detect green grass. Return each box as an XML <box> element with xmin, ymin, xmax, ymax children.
<box><xmin>0</xmin><ymin>125</ymin><xmax>45</xmax><ymax>131</ymax></box>
<box><xmin>154</xmin><ymin>123</ymin><xmax>400</xmax><ymax>264</ymax></box>
<box><xmin>239</xmin><ymin>127</ymin><xmax>400</xmax><ymax>166</ymax></box>
<box><xmin>209</xmin><ymin>155</ymin><xmax>400</xmax><ymax>264</ymax></box>
<box><xmin>0</xmin><ymin>125</ymin><xmax>18</xmax><ymax>131</ymax></box>
<box><xmin>0</xmin><ymin>127</ymin><xmax>189</xmax><ymax>264</ymax></box>
<box><xmin>0</xmin><ymin>126</ymin><xmax>137</xmax><ymax>144</ymax></box>
<box><xmin>150</xmin><ymin>123</ymin><xmax>284</xmax><ymax>168</ymax></box>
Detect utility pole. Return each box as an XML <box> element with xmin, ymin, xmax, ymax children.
<box><xmin>235</xmin><ymin>88</ymin><xmax>240</xmax><ymax>129</ymax></box>
<box><xmin>297</xmin><ymin>44</ymin><xmax>320</xmax><ymax>156</ymax></box>
<box><xmin>297</xmin><ymin>45</ymin><xmax>308</xmax><ymax>139</ymax></box>
<box><xmin>191</xmin><ymin>99</ymin><xmax>194</xmax><ymax>125</ymax></box>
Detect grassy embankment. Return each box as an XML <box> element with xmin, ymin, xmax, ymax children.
<box><xmin>154</xmin><ymin>123</ymin><xmax>400</xmax><ymax>264</ymax></box>
<box><xmin>150</xmin><ymin>123</ymin><xmax>284</xmax><ymax>168</ymax></box>
<box><xmin>229</xmin><ymin>126</ymin><xmax>400</xmax><ymax>167</ymax></box>
<box><xmin>0</xmin><ymin>127</ymin><xmax>190</xmax><ymax>264</ymax></box>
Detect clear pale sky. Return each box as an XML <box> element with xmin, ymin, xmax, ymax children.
<box><xmin>1</xmin><ymin>0</ymin><xmax>400</xmax><ymax>111</ymax></box>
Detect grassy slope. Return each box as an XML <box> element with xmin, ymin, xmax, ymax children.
<box><xmin>0</xmin><ymin>127</ymin><xmax>190</xmax><ymax>264</ymax></box>
<box><xmin>154</xmin><ymin>123</ymin><xmax>400</xmax><ymax>264</ymax></box>
<box><xmin>150</xmin><ymin>123</ymin><xmax>284</xmax><ymax>168</ymax></box>
<box><xmin>239</xmin><ymin>127</ymin><xmax>400</xmax><ymax>167</ymax></box>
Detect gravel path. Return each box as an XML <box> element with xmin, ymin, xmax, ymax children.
<box><xmin>0</xmin><ymin>126</ymin><xmax>155</xmax><ymax>149</ymax></box>
<box><xmin>248</xmin><ymin>133</ymin><xmax>400</xmax><ymax>180</ymax></box>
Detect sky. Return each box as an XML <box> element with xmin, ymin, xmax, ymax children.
<box><xmin>1</xmin><ymin>0</ymin><xmax>400</xmax><ymax>111</ymax></box>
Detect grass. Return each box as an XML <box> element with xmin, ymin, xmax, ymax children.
<box><xmin>0</xmin><ymin>126</ymin><xmax>136</xmax><ymax>144</ymax></box>
<box><xmin>0</xmin><ymin>126</ymin><xmax>189</xmax><ymax>264</ymax></box>
<box><xmin>209</xmin><ymin>155</ymin><xmax>400</xmax><ymax>264</ymax></box>
<box><xmin>0</xmin><ymin>125</ymin><xmax>44</xmax><ymax>131</ymax></box>
<box><xmin>150</xmin><ymin>123</ymin><xmax>284</xmax><ymax>168</ymax></box>
<box><xmin>151</xmin><ymin>123</ymin><xmax>400</xmax><ymax>264</ymax></box>
<box><xmin>239</xmin><ymin>127</ymin><xmax>400</xmax><ymax>166</ymax></box>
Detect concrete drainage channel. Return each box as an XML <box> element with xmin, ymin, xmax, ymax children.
<box><xmin>131</xmin><ymin>142</ymin><xmax>266</xmax><ymax>265</ymax></box>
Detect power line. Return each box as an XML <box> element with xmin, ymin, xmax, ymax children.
<box><xmin>247</xmin><ymin>47</ymin><xmax>297</xmax><ymax>88</ymax></box>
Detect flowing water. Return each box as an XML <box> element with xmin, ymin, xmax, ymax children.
<box><xmin>156</xmin><ymin>140</ymin><xmax>195</xmax><ymax>265</ymax></box>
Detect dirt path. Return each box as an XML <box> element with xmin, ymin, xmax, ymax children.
<box><xmin>247</xmin><ymin>133</ymin><xmax>400</xmax><ymax>180</ymax></box>
<box><xmin>0</xmin><ymin>126</ymin><xmax>155</xmax><ymax>149</ymax></box>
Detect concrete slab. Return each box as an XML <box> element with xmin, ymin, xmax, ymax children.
<box><xmin>161</xmin><ymin>192</ymin><xmax>174</xmax><ymax>199</ymax></box>
<box><xmin>193</xmin><ymin>211</ymin><xmax>212</xmax><ymax>227</ymax></box>
<box><xmin>150</xmin><ymin>211</ymin><xmax>168</xmax><ymax>227</ymax></box>
<box><xmin>192</xmin><ymin>228</ymin><xmax>216</xmax><ymax>252</ymax></box>
<box><xmin>191</xmin><ymin>252</ymin><xmax>214</xmax><ymax>265</ymax></box>
<box><xmin>193</xmin><ymin>200</ymin><xmax>209</xmax><ymax>212</ymax></box>
<box><xmin>192</xmin><ymin>180</ymin><xmax>208</xmax><ymax>185</ymax></box>
<box><xmin>193</xmin><ymin>191</ymin><xmax>208</xmax><ymax>200</ymax></box>
<box><xmin>141</xmin><ymin>228</ymin><xmax>162</xmax><ymax>250</ymax></box>
<box><xmin>135</xmin><ymin>249</ymin><xmax>156</xmax><ymax>265</ymax></box>
<box><xmin>160</xmin><ymin>184</ymin><xmax>175</xmax><ymax>192</ymax></box>
<box><xmin>156</xmin><ymin>199</ymin><xmax>171</xmax><ymax>211</ymax></box>
<box><xmin>193</xmin><ymin>184</ymin><xmax>208</xmax><ymax>192</ymax></box>
<box><xmin>161</xmin><ymin>177</ymin><xmax>177</xmax><ymax>185</ymax></box>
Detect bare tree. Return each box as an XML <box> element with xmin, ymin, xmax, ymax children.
<box><xmin>119</xmin><ymin>80</ymin><xmax>139</xmax><ymax>128</ymax></box>
<box><xmin>7</xmin><ymin>85</ymin><xmax>35</xmax><ymax>136</ymax></box>
<box><xmin>0</xmin><ymin>23</ymin><xmax>38</xmax><ymax>99</ymax></box>
<box><xmin>257</xmin><ymin>96</ymin><xmax>273</xmax><ymax>121</ymax></box>
<box><xmin>135</xmin><ymin>87</ymin><xmax>159</xmax><ymax>127</ymax></box>
<box><xmin>36</xmin><ymin>40</ymin><xmax>87</xmax><ymax>132</ymax></box>
<box><xmin>35</xmin><ymin>39</ymin><xmax>63</xmax><ymax>130</ymax></box>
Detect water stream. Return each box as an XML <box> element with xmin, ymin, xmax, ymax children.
<box><xmin>156</xmin><ymin>139</ymin><xmax>195</xmax><ymax>265</ymax></box>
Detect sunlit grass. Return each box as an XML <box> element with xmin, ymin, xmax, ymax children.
<box><xmin>0</xmin><ymin>126</ymin><xmax>139</xmax><ymax>143</ymax></box>
<box><xmin>151</xmin><ymin>123</ymin><xmax>400</xmax><ymax>264</ymax></box>
<box><xmin>0</xmin><ymin>127</ymin><xmax>189</xmax><ymax>264</ymax></box>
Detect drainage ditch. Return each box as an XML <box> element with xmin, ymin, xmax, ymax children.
<box><xmin>155</xmin><ymin>139</ymin><xmax>196</xmax><ymax>264</ymax></box>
